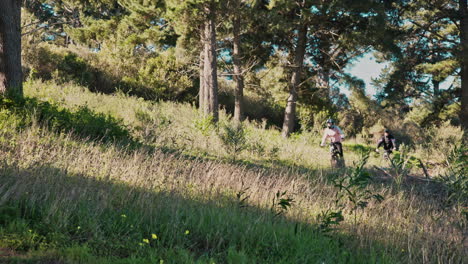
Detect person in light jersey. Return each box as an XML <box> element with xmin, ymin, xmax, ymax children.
<box><xmin>320</xmin><ymin>118</ymin><xmax>345</xmax><ymax>158</ymax></box>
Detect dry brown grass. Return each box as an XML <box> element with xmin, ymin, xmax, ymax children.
<box><xmin>0</xmin><ymin>80</ymin><xmax>464</xmax><ymax>262</ymax></box>
<box><xmin>1</xmin><ymin>121</ymin><xmax>465</xmax><ymax>263</ymax></box>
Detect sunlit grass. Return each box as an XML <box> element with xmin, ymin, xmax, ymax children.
<box><xmin>0</xmin><ymin>80</ymin><xmax>464</xmax><ymax>263</ymax></box>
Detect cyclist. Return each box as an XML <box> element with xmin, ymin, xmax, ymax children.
<box><xmin>320</xmin><ymin>118</ymin><xmax>345</xmax><ymax>158</ymax></box>
<box><xmin>376</xmin><ymin>129</ymin><xmax>397</xmax><ymax>156</ymax></box>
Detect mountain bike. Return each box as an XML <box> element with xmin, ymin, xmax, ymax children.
<box><xmin>376</xmin><ymin>148</ymin><xmax>393</xmax><ymax>163</ymax></box>
<box><xmin>329</xmin><ymin>142</ymin><xmax>345</xmax><ymax>168</ymax></box>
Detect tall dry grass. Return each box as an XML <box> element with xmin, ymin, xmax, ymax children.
<box><xmin>1</xmin><ymin>123</ymin><xmax>465</xmax><ymax>263</ymax></box>
<box><xmin>0</xmin><ymin>80</ymin><xmax>465</xmax><ymax>262</ymax></box>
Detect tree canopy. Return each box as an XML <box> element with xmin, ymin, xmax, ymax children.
<box><xmin>1</xmin><ymin>0</ymin><xmax>465</xmax><ymax>132</ymax></box>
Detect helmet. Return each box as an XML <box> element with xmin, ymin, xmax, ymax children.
<box><xmin>384</xmin><ymin>129</ymin><xmax>390</xmax><ymax>133</ymax></box>
<box><xmin>326</xmin><ymin>118</ymin><xmax>334</xmax><ymax>124</ymax></box>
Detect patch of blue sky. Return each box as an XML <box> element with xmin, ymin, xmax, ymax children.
<box><xmin>150</xmin><ymin>18</ymin><xmax>166</xmax><ymax>26</ymax></box>
<box><xmin>41</xmin><ymin>3</ymin><xmax>56</xmax><ymax>16</ymax></box>
<box><xmin>343</xmin><ymin>52</ymin><xmax>457</xmax><ymax>98</ymax></box>
<box><xmin>342</xmin><ymin>52</ymin><xmax>388</xmax><ymax>97</ymax></box>
<box><xmin>44</xmin><ymin>34</ymin><xmax>55</xmax><ymax>41</ymax></box>
<box><xmin>147</xmin><ymin>44</ymin><xmax>156</xmax><ymax>52</ymax></box>
<box><xmin>310</xmin><ymin>5</ymin><xmax>320</xmax><ymax>14</ymax></box>
<box><xmin>220</xmin><ymin>49</ymin><xmax>232</xmax><ymax>63</ymax></box>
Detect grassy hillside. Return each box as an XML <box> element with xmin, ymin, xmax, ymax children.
<box><xmin>0</xmin><ymin>80</ymin><xmax>466</xmax><ymax>263</ymax></box>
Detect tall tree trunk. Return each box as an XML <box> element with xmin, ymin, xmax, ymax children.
<box><xmin>281</xmin><ymin>24</ymin><xmax>308</xmax><ymax>137</ymax></box>
<box><xmin>203</xmin><ymin>26</ymin><xmax>210</xmax><ymax>115</ymax></box>
<box><xmin>460</xmin><ymin>0</ymin><xmax>468</xmax><ymax>130</ymax></box>
<box><xmin>0</xmin><ymin>0</ymin><xmax>22</xmax><ymax>97</ymax></box>
<box><xmin>232</xmin><ymin>4</ymin><xmax>244</xmax><ymax>123</ymax></box>
<box><xmin>203</xmin><ymin>3</ymin><xmax>219</xmax><ymax>122</ymax></box>
<box><xmin>199</xmin><ymin>47</ymin><xmax>205</xmax><ymax>113</ymax></box>
<box><xmin>432</xmin><ymin>78</ymin><xmax>439</xmax><ymax>98</ymax></box>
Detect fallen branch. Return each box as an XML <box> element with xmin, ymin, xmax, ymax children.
<box><xmin>373</xmin><ymin>165</ymin><xmax>393</xmax><ymax>178</ymax></box>
<box><xmin>418</xmin><ymin>158</ymin><xmax>430</xmax><ymax>179</ymax></box>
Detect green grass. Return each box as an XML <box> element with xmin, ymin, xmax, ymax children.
<box><xmin>0</xmin><ymin>127</ymin><xmax>382</xmax><ymax>263</ymax></box>
<box><xmin>0</xmin><ymin>80</ymin><xmax>465</xmax><ymax>263</ymax></box>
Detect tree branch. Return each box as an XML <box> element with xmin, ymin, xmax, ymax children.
<box><xmin>21</xmin><ymin>21</ymin><xmax>68</xmax><ymax>36</ymax></box>
<box><xmin>22</xmin><ymin>20</ymin><xmax>43</xmax><ymax>28</ymax></box>
<box><xmin>410</xmin><ymin>20</ymin><xmax>458</xmax><ymax>44</ymax></box>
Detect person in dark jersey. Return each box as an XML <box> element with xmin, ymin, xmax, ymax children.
<box><xmin>376</xmin><ymin>129</ymin><xmax>397</xmax><ymax>155</ymax></box>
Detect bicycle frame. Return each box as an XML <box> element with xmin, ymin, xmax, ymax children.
<box><xmin>329</xmin><ymin>142</ymin><xmax>344</xmax><ymax>168</ymax></box>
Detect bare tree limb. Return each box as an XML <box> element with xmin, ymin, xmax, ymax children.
<box><xmin>410</xmin><ymin>20</ymin><xmax>458</xmax><ymax>44</ymax></box>
<box><xmin>21</xmin><ymin>21</ymin><xmax>68</xmax><ymax>36</ymax></box>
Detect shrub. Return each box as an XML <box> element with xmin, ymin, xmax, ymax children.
<box><xmin>427</xmin><ymin>121</ymin><xmax>464</xmax><ymax>148</ymax></box>
<box><xmin>319</xmin><ymin>155</ymin><xmax>384</xmax><ymax>231</ymax></box>
<box><xmin>23</xmin><ymin>43</ymin><xmax>197</xmax><ymax>101</ymax></box>
<box><xmin>24</xmin><ymin>44</ymin><xmax>98</xmax><ymax>88</ymax></box>
<box><xmin>338</xmin><ymin>109</ymin><xmax>364</xmax><ymax>138</ymax></box>
<box><xmin>218</xmin><ymin>121</ymin><xmax>248</xmax><ymax>160</ymax></box>
<box><xmin>218</xmin><ymin>83</ymin><xmax>285</xmax><ymax>129</ymax></box>
<box><xmin>0</xmin><ymin>97</ymin><xmax>132</xmax><ymax>143</ymax></box>
<box><xmin>193</xmin><ymin>115</ymin><xmax>215</xmax><ymax>137</ymax></box>
<box><xmin>416</xmin><ymin>122</ymin><xmax>464</xmax><ymax>162</ymax></box>
<box><xmin>437</xmin><ymin>145</ymin><xmax>468</xmax><ymax>205</ymax></box>
<box><xmin>124</xmin><ymin>48</ymin><xmax>195</xmax><ymax>101</ymax></box>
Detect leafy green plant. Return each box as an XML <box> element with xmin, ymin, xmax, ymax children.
<box><xmin>435</xmin><ymin>145</ymin><xmax>468</xmax><ymax>250</ymax></box>
<box><xmin>270</xmin><ymin>190</ymin><xmax>294</xmax><ymax>217</ymax></box>
<box><xmin>388</xmin><ymin>145</ymin><xmax>413</xmax><ymax>186</ymax></box>
<box><xmin>194</xmin><ymin>115</ymin><xmax>214</xmax><ymax>137</ymax></box>
<box><xmin>193</xmin><ymin>115</ymin><xmax>215</xmax><ymax>150</ymax></box>
<box><xmin>322</xmin><ymin>154</ymin><xmax>384</xmax><ymax>229</ymax></box>
<box><xmin>246</xmin><ymin>140</ymin><xmax>266</xmax><ymax>157</ymax></box>
<box><xmin>0</xmin><ymin>97</ymin><xmax>131</xmax><ymax>143</ymax></box>
<box><xmin>236</xmin><ymin>186</ymin><xmax>250</xmax><ymax>209</ymax></box>
<box><xmin>437</xmin><ymin>146</ymin><xmax>468</xmax><ymax>205</ymax></box>
<box><xmin>245</xmin><ymin>132</ymin><xmax>280</xmax><ymax>160</ymax></box>
<box><xmin>267</xmin><ymin>145</ymin><xmax>280</xmax><ymax>160</ymax></box>
<box><xmin>218</xmin><ymin>121</ymin><xmax>247</xmax><ymax>160</ymax></box>
<box><xmin>339</xmin><ymin>155</ymin><xmax>384</xmax><ymax>222</ymax></box>
<box><xmin>316</xmin><ymin>209</ymin><xmax>344</xmax><ymax>233</ymax></box>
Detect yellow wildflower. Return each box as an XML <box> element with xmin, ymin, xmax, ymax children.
<box><xmin>152</xmin><ymin>234</ymin><xmax>158</xmax><ymax>239</ymax></box>
<box><xmin>185</xmin><ymin>230</ymin><xmax>190</xmax><ymax>235</ymax></box>
<box><xmin>121</xmin><ymin>214</ymin><xmax>127</xmax><ymax>218</ymax></box>
<box><xmin>143</xmin><ymin>238</ymin><xmax>150</xmax><ymax>244</ymax></box>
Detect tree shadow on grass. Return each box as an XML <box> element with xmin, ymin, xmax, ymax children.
<box><xmin>0</xmin><ymin>163</ymin><xmax>397</xmax><ymax>264</ymax></box>
<box><xmin>367</xmin><ymin>166</ymin><xmax>451</xmax><ymax>207</ymax></box>
<box><xmin>0</xmin><ymin>96</ymin><xmax>452</xmax><ymax>217</ymax></box>
<box><xmin>342</xmin><ymin>144</ymin><xmax>456</xmax><ymax>211</ymax></box>
<box><xmin>1</xmin><ymin>97</ymin><xmax>461</xmax><ymax>262</ymax></box>
<box><xmin>0</xmin><ymin>95</ymin><xmax>343</xmax><ymax>187</ymax></box>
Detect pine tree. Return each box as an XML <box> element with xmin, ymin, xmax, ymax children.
<box><xmin>0</xmin><ymin>0</ymin><xmax>22</xmax><ymax>97</ymax></box>
<box><xmin>460</xmin><ymin>0</ymin><xmax>468</xmax><ymax>129</ymax></box>
<box><xmin>231</xmin><ymin>0</ymin><xmax>245</xmax><ymax>122</ymax></box>
<box><xmin>266</xmin><ymin>0</ymin><xmax>311</xmax><ymax>137</ymax></box>
<box><xmin>271</xmin><ymin>0</ymin><xmax>386</xmax><ymax>137</ymax></box>
<box><xmin>167</xmin><ymin>0</ymin><xmax>220</xmax><ymax>122</ymax></box>
<box><xmin>217</xmin><ymin>0</ymin><xmax>272</xmax><ymax>123</ymax></box>
<box><xmin>375</xmin><ymin>0</ymin><xmax>467</xmax><ymax>128</ymax></box>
